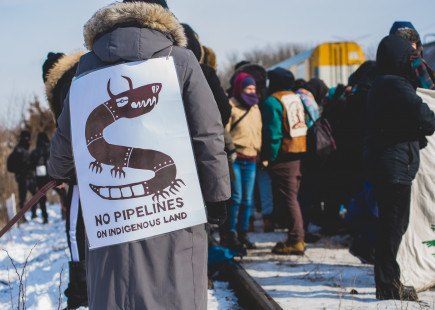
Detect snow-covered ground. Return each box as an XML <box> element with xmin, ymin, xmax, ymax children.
<box><xmin>2</xmin><ymin>203</ymin><xmax>434</xmax><ymax>310</ymax></box>
<box><xmin>241</xmin><ymin>230</ymin><xmax>435</xmax><ymax>310</ymax></box>
<box><xmin>0</xmin><ymin>203</ymin><xmax>239</xmax><ymax>310</ymax></box>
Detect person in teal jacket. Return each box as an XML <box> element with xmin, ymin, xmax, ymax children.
<box><xmin>262</xmin><ymin>67</ymin><xmax>307</xmax><ymax>255</ymax></box>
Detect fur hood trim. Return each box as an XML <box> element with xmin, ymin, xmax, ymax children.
<box><xmin>84</xmin><ymin>2</ymin><xmax>187</xmax><ymax>50</ymax></box>
<box><xmin>44</xmin><ymin>51</ymin><xmax>85</xmax><ymax>107</ymax></box>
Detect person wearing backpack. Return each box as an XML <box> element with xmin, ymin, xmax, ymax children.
<box><xmin>8</xmin><ymin>130</ymin><xmax>37</xmax><ymax>223</ymax></box>
<box><xmin>262</xmin><ymin>67</ymin><xmax>307</xmax><ymax>255</ymax></box>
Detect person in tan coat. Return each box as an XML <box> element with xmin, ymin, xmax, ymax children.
<box><xmin>221</xmin><ymin>73</ymin><xmax>262</xmax><ymax>251</ymax></box>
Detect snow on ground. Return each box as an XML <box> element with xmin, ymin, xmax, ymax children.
<box><xmin>241</xmin><ymin>230</ymin><xmax>435</xmax><ymax>310</ymax></box>
<box><xmin>2</xmin><ymin>203</ymin><xmax>433</xmax><ymax>310</ymax></box>
<box><xmin>0</xmin><ymin>203</ymin><xmax>238</xmax><ymax>310</ymax></box>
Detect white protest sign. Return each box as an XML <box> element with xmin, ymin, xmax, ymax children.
<box><xmin>6</xmin><ymin>194</ymin><xmax>16</xmax><ymax>229</ymax></box>
<box><xmin>280</xmin><ymin>94</ymin><xmax>308</xmax><ymax>137</ymax></box>
<box><xmin>69</xmin><ymin>57</ymin><xmax>207</xmax><ymax>249</ymax></box>
<box><xmin>398</xmin><ymin>88</ymin><xmax>435</xmax><ymax>291</ymax></box>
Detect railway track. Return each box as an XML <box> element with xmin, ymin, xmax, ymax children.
<box><xmin>209</xmin><ymin>233</ymin><xmax>282</xmax><ymax>310</ymax></box>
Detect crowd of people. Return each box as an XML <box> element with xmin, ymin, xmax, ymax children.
<box><xmin>4</xmin><ymin>0</ymin><xmax>435</xmax><ymax>308</ymax></box>
<box><xmin>7</xmin><ymin>130</ymin><xmax>66</xmax><ymax>224</ymax></box>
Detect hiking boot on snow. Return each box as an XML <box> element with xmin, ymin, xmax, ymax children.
<box><xmin>237</xmin><ymin>230</ymin><xmax>256</xmax><ymax>249</ymax></box>
<box><xmin>272</xmin><ymin>240</ymin><xmax>305</xmax><ymax>255</ymax></box>
<box><xmin>220</xmin><ymin>231</ymin><xmax>246</xmax><ymax>254</ymax></box>
<box><xmin>376</xmin><ymin>285</ymin><xmax>418</xmax><ymax>301</ymax></box>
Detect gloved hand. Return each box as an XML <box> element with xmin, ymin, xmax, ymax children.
<box><xmin>206</xmin><ymin>201</ymin><xmax>227</xmax><ymax>226</ymax></box>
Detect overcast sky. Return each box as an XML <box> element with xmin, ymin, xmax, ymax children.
<box><xmin>1</xmin><ymin>0</ymin><xmax>435</xmax><ymax>126</ymax></box>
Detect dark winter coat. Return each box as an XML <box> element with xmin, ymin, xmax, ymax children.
<box><xmin>11</xmin><ymin>144</ymin><xmax>31</xmax><ymax>180</ymax></box>
<box><xmin>48</xmin><ymin>3</ymin><xmax>230</xmax><ymax>310</ymax></box>
<box><xmin>30</xmin><ymin>133</ymin><xmax>51</xmax><ymax>182</ymax></box>
<box><xmin>364</xmin><ymin>35</ymin><xmax>435</xmax><ymax>185</ymax></box>
<box><xmin>201</xmin><ymin>64</ymin><xmax>232</xmax><ymax>126</ymax></box>
<box><xmin>181</xmin><ymin>23</ymin><xmax>232</xmax><ymax>126</ymax></box>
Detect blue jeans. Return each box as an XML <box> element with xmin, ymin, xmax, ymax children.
<box><xmin>229</xmin><ymin>160</ymin><xmax>257</xmax><ymax>232</ymax></box>
<box><xmin>254</xmin><ymin>165</ymin><xmax>274</xmax><ymax>216</ymax></box>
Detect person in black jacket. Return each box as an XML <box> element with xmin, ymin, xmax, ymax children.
<box><xmin>10</xmin><ymin>130</ymin><xmax>37</xmax><ymax>222</ymax></box>
<box><xmin>29</xmin><ymin>132</ymin><xmax>51</xmax><ymax>223</ymax></box>
<box><xmin>364</xmin><ymin>34</ymin><xmax>435</xmax><ymax>301</ymax></box>
<box><xmin>181</xmin><ymin>23</ymin><xmax>232</xmax><ymax>126</ymax></box>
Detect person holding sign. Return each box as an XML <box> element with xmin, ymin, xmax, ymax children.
<box><xmin>48</xmin><ymin>1</ymin><xmax>230</xmax><ymax>309</ymax></box>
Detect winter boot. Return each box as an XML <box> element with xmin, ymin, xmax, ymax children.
<box><xmin>64</xmin><ymin>261</ymin><xmax>88</xmax><ymax>309</ymax></box>
<box><xmin>376</xmin><ymin>285</ymin><xmax>418</xmax><ymax>301</ymax></box>
<box><xmin>272</xmin><ymin>240</ymin><xmax>306</xmax><ymax>255</ymax></box>
<box><xmin>262</xmin><ymin>215</ymin><xmax>274</xmax><ymax>233</ymax></box>
<box><xmin>220</xmin><ymin>231</ymin><xmax>246</xmax><ymax>254</ymax></box>
<box><xmin>237</xmin><ymin>230</ymin><xmax>256</xmax><ymax>249</ymax></box>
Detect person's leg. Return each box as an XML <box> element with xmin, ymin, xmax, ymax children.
<box><xmin>65</xmin><ymin>185</ymin><xmax>88</xmax><ymax>308</ymax></box>
<box><xmin>26</xmin><ymin>177</ymin><xmax>39</xmax><ymax>218</ymax></box>
<box><xmin>374</xmin><ymin>183</ymin><xmax>411</xmax><ymax>294</ymax></box>
<box><xmin>35</xmin><ymin>179</ymin><xmax>48</xmax><ymax>222</ymax></box>
<box><xmin>256</xmin><ymin>166</ymin><xmax>274</xmax><ymax>217</ymax></box>
<box><xmin>236</xmin><ymin>161</ymin><xmax>257</xmax><ymax>249</ymax></box>
<box><xmin>228</xmin><ymin>160</ymin><xmax>243</xmax><ymax>232</ymax></box>
<box><xmin>16</xmin><ymin>177</ymin><xmax>28</xmax><ymax>221</ymax></box>
<box><xmin>269</xmin><ymin>160</ymin><xmax>305</xmax><ymax>254</ymax></box>
<box><xmin>284</xmin><ymin>160</ymin><xmax>304</xmax><ymax>243</ymax></box>
<box><xmin>237</xmin><ymin>161</ymin><xmax>256</xmax><ymax>231</ymax></box>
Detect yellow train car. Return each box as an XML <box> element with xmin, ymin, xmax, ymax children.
<box><xmin>269</xmin><ymin>42</ymin><xmax>366</xmax><ymax>88</ymax></box>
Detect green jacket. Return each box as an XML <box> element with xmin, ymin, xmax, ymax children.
<box><xmin>262</xmin><ymin>94</ymin><xmax>286</xmax><ymax>162</ymax></box>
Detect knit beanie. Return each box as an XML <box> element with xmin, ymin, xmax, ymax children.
<box><xmin>267</xmin><ymin>67</ymin><xmax>295</xmax><ymax>95</ymax></box>
<box><xmin>242</xmin><ymin>76</ymin><xmax>256</xmax><ymax>89</ymax></box>
<box><xmin>389</xmin><ymin>21</ymin><xmax>416</xmax><ymax>35</ymax></box>
<box><xmin>42</xmin><ymin>52</ymin><xmax>65</xmax><ymax>82</ymax></box>
<box><xmin>232</xmin><ymin>72</ymin><xmax>256</xmax><ymax>98</ymax></box>
<box><xmin>19</xmin><ymin>130</ymin><xmax>31</xmax><ymax>149</ymax></box>
<box><xmin>123</xmin><ymin>0</ymin><xmax>168</xmax><ymax>9</ymax></box>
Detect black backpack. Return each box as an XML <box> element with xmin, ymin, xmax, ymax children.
<box><xmin>7</xmin><ymin>148</ymin><xmax>21</xmax><ymax>173</ymax></box>
<box><xmin>303</xmin><ymin>104</ymin><xmax>336</xmax><ymax>162</ymax></box>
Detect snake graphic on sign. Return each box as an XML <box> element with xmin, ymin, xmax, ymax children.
<box><xmin>85</xmin><ymin>76</ymin><xmax>184</xmax><ymax>201</ymax></box>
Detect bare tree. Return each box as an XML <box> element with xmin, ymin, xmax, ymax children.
<box><xmin>0</xmin><ymin>96</ymin><xmax>55</xmax><ymax>226</ymax></box>
<box><xmin>218</xmin><ymin>43</ymin><xmax>306</xmax><ymax>92</ymax></box>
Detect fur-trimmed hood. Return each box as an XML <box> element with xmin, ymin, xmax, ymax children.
<box><xmin>44</xmin><ymin>51</ymin><xmax>85</xmax><ymax>122</ymax></box>
<box><xmin>84</xmin><ymin>2</ymin><xmax>187</xmax><ymax>51</ymax></box>
<box><xmin>44</xmin><ymin>51</ymin><xmax>85</xmax><ymax>111</ymax></box>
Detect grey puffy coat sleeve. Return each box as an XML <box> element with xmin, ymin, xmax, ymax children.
<box><xmin>48</xmin><ymin>95</ymin><xmax>75</xmax><ymax>180</ymax></box>
<box><xmin>181</xmin><ymin>51</ymin><xmax>231</xmax><ymax>202</ymax></box>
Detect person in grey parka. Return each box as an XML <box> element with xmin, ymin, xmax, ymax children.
<box><xmin>48</xmin><ymin>1</ymin><xmax>231</xmax><ymax>309</ymax></box>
